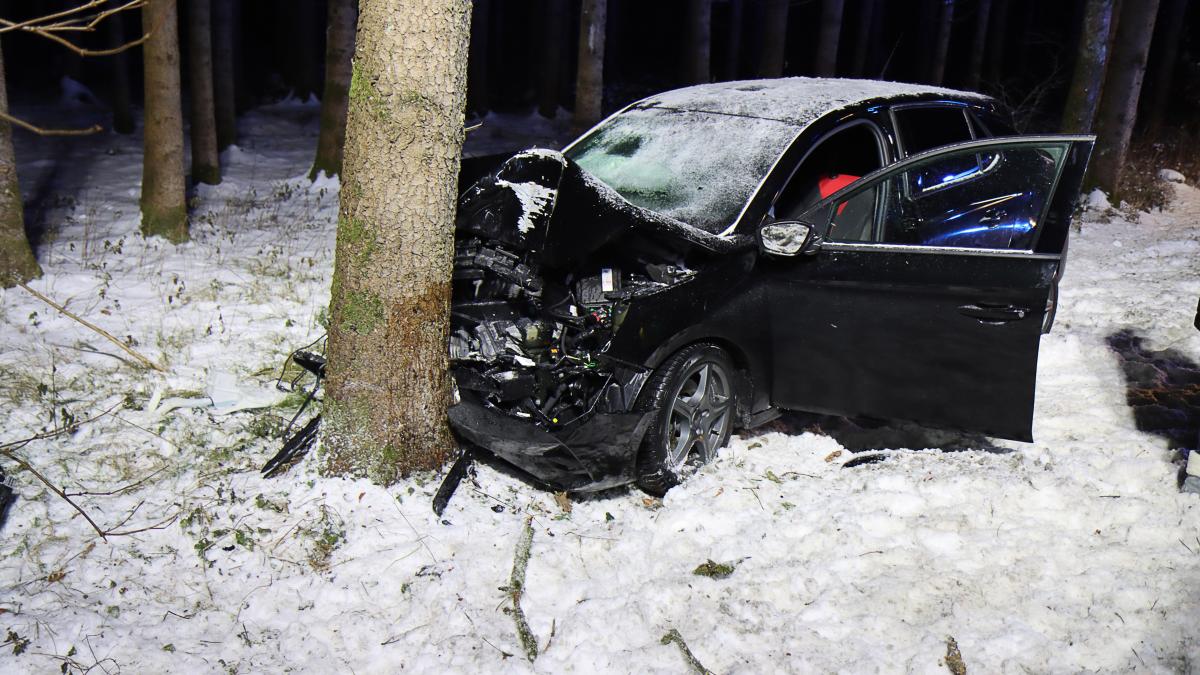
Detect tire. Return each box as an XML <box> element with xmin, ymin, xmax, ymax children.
<box><xmin>635</xmin><ymin>343</ymin><xmax>737</xmax><ymax>496</ymax></box>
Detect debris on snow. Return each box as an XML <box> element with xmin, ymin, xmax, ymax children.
<box><xmin>660</xmin><ymin>629</ymin><xmax>716</xmax><ymax>675</ymax></box>
<box><xmin>944</xmin><ymin>636</ymin><xmax>968</xmax><ymax>675</ymax></box>
<box><xmin>692</xmin><ymin>559</ymin><xmax>737</xmax><ymax>579</ymax></box>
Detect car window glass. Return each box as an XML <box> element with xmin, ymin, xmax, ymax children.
<box><xmin>894</xmin><ymin>106</ymin><xmax>974</xmax><ymax>155</ymax></box>
<box><xmin>771</xmin><ymin>123</ymin><xmax>883</xmax><ymax>240</ymax></box>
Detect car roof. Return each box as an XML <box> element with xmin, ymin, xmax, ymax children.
<box><xmin>637</xmin><ymin>77</ymin><xmax>991</xmax><ymax>127</ymax></box>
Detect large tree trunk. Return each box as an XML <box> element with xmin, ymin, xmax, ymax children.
<box><xmin>1141</xmin><ymin>0</ymin><xmax>1188</xmax><ymax>137</ymax></box>
<box><xmin>323</xmin><ymin>0</ymin><xmax>470</xmax><ymax>482</ymax></box>
<box><xmin>467</xmin><ymin>0</ymin><xmax>490</xmax><ymax>116</ymax></box>
<box><xmin>813</xmin><ymin>0</ymin><xmax>844</xmax><ymax>77</ymax></box>
<box><xmin>756</xmin><ymin>0</ymin><xmax>788</xmax><ymax>77</ymax></box>
<box><xmin>187</xmin><ymin>0</ymin><xmax>220</xmax><ymax>185</ymax></box>
<box><xmin>537</xmin><ymin>0</ymin><xmax>566</xmax><ymax>117</ymax></box>
<box><xmin>212</xmin><ymin>0</ymin><xmax>237</xmax><ymax>150</ymax></box>
<box><xmin>1089</xmin><ymin>0</ymin><xmax>1161</xmax><ymax>196</ymax></box>
<box><xmin>105</xmin><ymin>13</ymin><xmax>135</xmax><ymax>135</ymax></box>
<box><xmin>310</xmin><ymin>0</ymin><xmax>357</xmax><ymax>179</ymax></box>
<box><xmin>140</xmin><ymin>0</ymin><xmax>188</xmax><ymax>242</ymax></box>
<box><xmin>851</xmin><ymin>0</ymin><xmax>878</xmax><ymax>77</ymax></box>
<box><xmin>1060</xmin><ymin>0</ymin><xmax>1115</xmax><ymax>134</ymax></box>
<box><xmin>0</xmin><ymin>36</ymin><xmax>42</xmax><ymax>287</ymax></box>
<box><xmin>928</xmin><ymin>0</ymin><xmax>954</xmax><ymax>86</ymax></box>
<box><xmin>573</xmin><ymin>0</ymin><xmax>607</xmax><ymax>132</ymax></box>
<box><xmin>965</xmin><ymin>0</ymin><xmax>992</xmax><ymax>90</ymax></box>
<box><xmin>684</xmin><ymin>0</ymin><xmax>712</xmax><ymax>84</ymax></box>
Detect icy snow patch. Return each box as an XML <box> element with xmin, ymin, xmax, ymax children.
<box><xmin>1084</xmin><ymin>188</ymin><xmax>1112</xmax><ymax>211</ymax></box>
<box><xmin>1159</xmin><ymin>168</ymin><xmax>1187</xmax><ymax>183</ymax></box>
<box><xmin>496</xmin><ymin>178</ymin><xmax>556</xmax><ymax>235</ymax></box>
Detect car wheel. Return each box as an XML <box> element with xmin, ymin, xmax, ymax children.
<box><xmin>635</xmin><ymin>343</ymin><xmax>737</xmax><ymax>496</ymax></box>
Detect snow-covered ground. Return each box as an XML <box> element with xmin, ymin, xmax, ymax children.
<box><xmin>1</xmin><ymin>102</ymin><xmax>1199</xmax><ymax>674</ymax></box>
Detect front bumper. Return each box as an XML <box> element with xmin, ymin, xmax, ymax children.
<box><xmin>447</xmin><ymin>392</ymin><xmax>653</xmax><ymax>492</ymax></box>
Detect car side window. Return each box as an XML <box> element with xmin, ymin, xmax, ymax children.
<box><xmin>811</xmin><ymin>142</ymin><xmax>1070</xmax><ymax>251</ymax></box>
<box><xmin>893</xmin><ymin>106</ymin><xmax>974</xmax><ymax>155</ymax></box>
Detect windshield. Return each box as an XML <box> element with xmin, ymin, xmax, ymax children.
<box><xmin>564</xmin><ymin>106</ymin><xmax>801</xmax><ymax>234</ymax></box>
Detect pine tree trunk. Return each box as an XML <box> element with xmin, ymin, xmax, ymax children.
<box><xmin>574</xmin><ymin>0</ymin><xmax>607</xmax><ymax>131</ymax></box>
<box><xmin>311</xmin><ymin>0</ymin><xmax>357</xmax><ymax>179</ymax></box>
<box><xmin>1089</xmin><ymin>0</ymin><xmax>1161</xmax><ymax>195</ymax></box>
<box><xmin>814</xmin><ymin>0</ymin><xmax>843</xmax><ymax>77</ymax></box>
<box><xmin>756</xmin><ymin>0</ymin><xmax>788</xmax><ymax>77</ymax></box>
<box><xmin>105</xmin><ymin>14</ymin><xmax>135</xmax><ymax>134</ymax></box>
<box><xmin>965</xmin><ymin>0</ymin><xmax>992</xmax><ymax>90</ymax></box>
<box><xmin>1141</xmin><ymin>0</ymin><xmax>1188</xmax><ymax>137</ymax></box>
<box><xmin>0</xmin><ymin>36</ymin><xmax>42</xmax><ymax>288</ymax></box>
<box><xmin>188</xmin><ymin>0</ymin><xmax>220</xmax><ymax>185</ymax></box>
<box><xmin>141</xmin><ymin>0</ymin><xmax>188</xmax><ymax>242</ymax></box>
<box><xmin>721</xmin><ymin>0</ymin><xmax>743</xmax><ymax>81</ymax></box>
<box><xmin>1061</xmin><ymin>0</ymin><xmax>1115</xmax><ymax>134</ymax></box>
<box><xmin>851</xmin><ymin>0</ymin><xmax>877</xmax><ymax>77</ymax></box>
<box><xmin>685</xmin><ymin>0</ymin><xmax>712</xmax><ymax>84</ymax></box>
<box><xmin>212</xmin><ymin>0</ymin><xmax>237</xmax><ymax>150</ymax></box>
<box><xmin>467</xmin><ymin>0</ymin><xmax>490</xmax><ymax>116</ymax></box>
<box><xmin>537</xmin><ymin>0</ymin><xmax>566</xmax><ymax>117</ymax></box>
<box><xmin>323</xmin><ymin>0</ymin><xmax>470</xmax><ymax>483</ymax></box>
<box><xmin>928</xmin><ymin>0</ymin><xmax>954</xmax><ymax>86</ymax></box>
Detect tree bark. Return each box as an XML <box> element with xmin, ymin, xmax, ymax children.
<box><xmin>310</xmin><ymin>0</ymin><xmax>357</xmax><ymax>179</ymax></box>
<box><xmin>1141</xmin><ymin>0</ymin><xmax>1188</xmax><ymax>137</ymax></box>
<box><xmin>467</xmin><ymin>0</ymin><xmax>490</xmax><ymax>116</ymax></box>
<box><xmin>105</xmin><ymin>13</ymin><xmax>135</xmax><ymax>134</ymax></box>
<box><xmin>1089</xmin><ymin>0</ymin><xmax>1161</xmax><ymax>195</ymax></box>
<box><xmin>965</xmin><ymin>0</ymin><xmax>992</xmax><ymax>90</ymax></box>
<box><xmin>756</xmin><ymin>0</ymin><xmax>788</xmax><ymax>77</ymax></box>
<box><xmin>323</xmin><ymin>0</ymin><xmax>470</xmax><ymax>483</ymax></box>
<box><xmin>0</xmin><ymin>35</ymin><xmax>42</xmax><ymax>288</ymax></box>
<box><xmin>573</xmin><ymin>0</ymin><xmax>606</xmax><ymax>131</ymax></box>
<box><xmin>1060</xmin><ymin>0</ymin><xmax>1115</xmax><ymax>134</ymax></box>
<box><xmin>187</xmin><ymin>0</ymin><xmax>220</xmax><ymax>185</ymax></box>
<box><xmin>851</xmin><ymin>0</ymin><xmax>877</xmax><ymax>77</ymax></box>
<box><xmin>685</xmin><ymin>0</ymin><xmax>712</xmax><ymax>84</ymax></box>
<box><xmin>212</xmin><ymin>0</ymin><xmax>237</xmax><ymax>150</ymax></box>
<box><xmin>928</xmin><ymin>0</ymin><xmax>954</xmax><ymax>86</ymax></box>
<box><xmin>140</xmin><ymin>0</ymin><xmax>188</xmax><ymax>242</ymax></box>
<box><xmin>814</xmin><ymin>0</ymin><xmax>844</xmax><ymax>77</ymax></box>
<box><xmin>537</xmin><ymin>0</ymin><xmax>567</xmax><ymax>117</ymax></box>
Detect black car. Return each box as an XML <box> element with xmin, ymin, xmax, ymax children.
<box><xmin>447</xmin><ymin>77</ymin><xmax>1094</xmax><ymax>495</ymax></box>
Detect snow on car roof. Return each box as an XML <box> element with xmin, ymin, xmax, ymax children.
<box><xmin>639</xmin><ymin>77</ymin><xmax>990</xmax><ymax>126</ymax></box>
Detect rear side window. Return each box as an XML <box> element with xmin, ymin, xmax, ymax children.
<box><xmin>893</xmin><ymin>106</ymin><xmax>974</xmax><ymax>156</ymax></box>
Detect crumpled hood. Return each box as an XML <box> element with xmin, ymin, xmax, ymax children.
<box><xmin>456</xmin><ymin>149</ymin><xmax>744</xmax><ymax>269</ymax></box>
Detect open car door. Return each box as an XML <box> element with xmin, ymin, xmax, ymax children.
<box><xmin>765</xmin><ymin>135</ymin><xmax>1094</xmax><ymax>441</ymax></box>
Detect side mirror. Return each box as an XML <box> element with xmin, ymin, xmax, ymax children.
<box><xmin>758</xmin><ymin>221</ymin><xmax>821</xmax><ymax>257</ymax></box>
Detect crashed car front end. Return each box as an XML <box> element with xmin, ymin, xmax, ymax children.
<box><xmin>447</xmin><ymin>149</ymin><xmax>734</xmax><ymax>491</ymax></box>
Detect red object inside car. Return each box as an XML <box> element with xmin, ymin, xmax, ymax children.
<box><xmin>819</xmin><ymin>174</ymin><xmax>860</xmax><ymax>215</ymax></box>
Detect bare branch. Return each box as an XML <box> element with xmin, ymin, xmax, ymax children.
<box><xmin>1</xmin><ymin>448</ymin><xmax>109</xmax><ymax>540</ymax></box>
<box><xmin>0</xmin><ymin>109</ymin><xmax>101</xmax><ymax>137</ymax></box>
<box><xmin>0</xmin><ymin>0</ymin><xmax>151</xmax><ymax>57</ymax></box>
<box><xmin>0</xmin><ymin>0</ymin><xmax>111</xmax><ymax>34</ymax></box>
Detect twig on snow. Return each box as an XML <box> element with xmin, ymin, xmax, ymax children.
<box><xmin>18</xmin><ymin>282</ymin><xmax>166</xmax><ymax>372</ymax></box>
<box><xmin>660</xmin><ymin>629</ymin><xmax>715</xmax><ymax>675</ymax></box>
<box><xmin>507</xmin><ymin>516</ymin><xmax>538</xmax><ymax>662</ymax></box>
<box><xmin>0</xmin><ymin>110</ymin><xmax>101</xmax><ymax>136</ymax></box>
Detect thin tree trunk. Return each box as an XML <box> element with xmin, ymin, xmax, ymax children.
<box><xmin>721</xmin><ymin>0</ymin><xmax>743</xmax><ymax>81</ymax></box>
<box><xmin>851</xmin><ymin>0</ymin><xmax>877</xmax><ymax>77</ymax></box>
<box><xmin>1061</xmin><ymin>0</ymin><xmax>1115</xmax><ymax>134</ymax></box>
<box><xmin>685</xmin><ymin>0</ymin><xmax>712</xmax><ymax>84</ymax></box>
<box><xmin>537</xmin><ymin>0</ymin><xmax>567</xmax><ymax>118</ymax></box>
<box><xmin>212</xmin><ymin>0</ymin><xmax>237</xmax><ymax>150</ymax></box>
<box><xmin>987</xmin><ymin>0</ymin><xmax>1008</xmax><ymax>86</ymax></box>
<box><xmin>574</xmin><ymin>0</ymin><xmax>607</xmax><ymax>131</ymax></box>
<box><xmin>929</xmin><ymin>0</ymin><xmax>954</xmax><ymax>85</ymax></box>
<box><xmin>311</xmin><ymin>0</ymin><xmax>356</xmax><ymax>179</ymax></box>
<box><xmin>187</xmin><ymin>0</ymin><xmax>220</xmax><ymax>185</ymax></box>
<box><xmin>105</xmin><ymin>13</ymin><xmax>135</xmax><ymax>134</ymax></box>
<box><xmin>1089</xmin><ymin>0</ymin><xmax>1161</xmax><ymax>195</ymax></box>
<box><xmin>140</xmin><ymin>0</ymin><xmax>188</xmax><ymax>242</ymax></box>
<box><xmin>814</xmin><ymin>0</ymin><xmax>844</xmax><ymax>77</ymax></box>
<box><xmin>1142</xmin><ymin>0</ymin><xmax>1188</xmax><ymax>137</ymax></box>
<box><xmin>0</xmin><ymin>36</ymin><xmax>42</xmax><ymax>287</ymax></box>
<box><xmin>467</xmin><ymin>0</ymin><xmax>490</xmax><ymax>116</ymax></box>
<box><xmin>756</xmin><ymin>0</ymin><xmax>788</xmax><ymax>77</ymax></box>
<box><xmin>966</xmin><ymin>0</ymin><xmax>992</xmax><ymax>90</ymax></box>
<box><xmin>323</xmin><ymin>0</ymin><xmax>470</xmax><ymax>482</ymax></box>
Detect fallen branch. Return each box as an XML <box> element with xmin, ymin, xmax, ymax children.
<box><xmin>0</xmin><ymin>448</ymin><xmax>108</xmax><ymax>540</ymax></box>
<box><xmin>661</xmin><ymin>629</ymin><xmax>715</xmax><ymax>675</ymax></box>
<box><xmin>0</xmin><ymin>110</ymin><xmax>102</xmax><ymax>136</ymax></box>
<box><xmin>18</xmin><ymin>282</ymin><xmax>166</xmax><ymax>372</ymax></box>
<box><xmin>508</xmin><ymin>516</ymin><xmax>538</xmax><ymax>662</ymax></box>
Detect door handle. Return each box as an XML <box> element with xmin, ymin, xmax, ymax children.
<box><xmin>958</xmin><ymin>303</ymin><xmax>1029</xmax><ymax>324</ymax></box>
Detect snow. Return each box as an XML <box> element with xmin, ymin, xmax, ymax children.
<box><xmin>1</xmin><ymin>101</ymin><xmax>1198</xmax><ymax>673</ymax></box>
<box><xmin>1159</xmin><ymin>168</ymin><xmax>1188</xmax><ymax>184</ymax></box>
<box><xmin>495</xmin><ymin>152</ymin><xmax>561</xmax><ymax>236</ymax></box>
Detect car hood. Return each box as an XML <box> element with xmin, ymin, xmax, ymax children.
<box><xmin>455</xmin><ymin>149</ymin><xmax>746</xmax><ymax>269</ymax></box>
